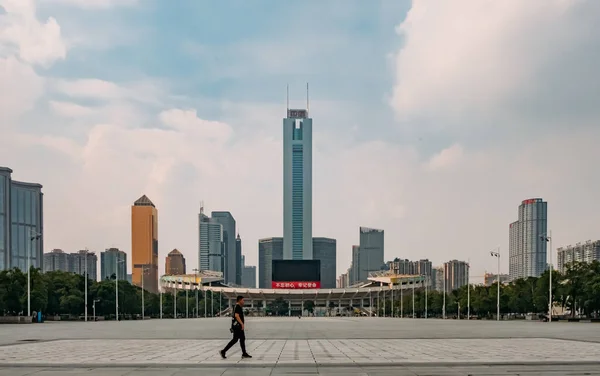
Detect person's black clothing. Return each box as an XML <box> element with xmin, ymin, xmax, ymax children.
<box><xmin>222</xmin><ymin>304</ymin><xmax>249</xmax><ymax>357</ymax></box>
<box><xmin>223</xmin><ymin>326</ymin><xmax>246</xmax><ymax>355</ymax></box>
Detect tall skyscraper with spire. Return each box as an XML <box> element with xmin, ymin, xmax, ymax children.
<box><xmin>283</xmin><ymin>87</ymin><xmax>313</xmax><ymax>260</ymax></box>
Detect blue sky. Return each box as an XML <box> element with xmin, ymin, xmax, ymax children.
<box><xmin>2</xmin><ymin>0</ymin><xmax>600</xmax><ymax>282</ymax></box>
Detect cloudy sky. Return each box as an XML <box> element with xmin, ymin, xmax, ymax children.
<box><xmin>2</xmin><ymin>0</ymin><xmax>600</xmax><ymax>282</ymax></box>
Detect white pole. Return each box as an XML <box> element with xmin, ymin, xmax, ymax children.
<box><xmin>195</xmin><ymin>270</ymin><xmax>199</xmax><ymax>318</ymax></box>
<box><xmin>93</xmin><ymin>301</ymin><xmax>96</xmax><ymax>321</ymax></box>
<box><xmin>497</xmin><ymin>252</ymin><xmax>500</xmax><ymax>321</ymax></box>
<box><xmin>186</xmin><ymin>287</ymin><xmax>189</xmax><ymax>319</ymax></box>
<box><xmin>467</xmin><ymin>260</ymin><xmax>470</xmax><ymax>320</ymax></box>
<box><xmin>174</xmin><ymin>283</ymin><xmax>177</xmax><ymax>319</ymax></box>
<box><xmin>549</xmin><ymin>230</ymin><xmax>553</xmax><ymax>323</ymax></box>
<box><xmin>115</xmin><ymin>258</ymin><xmax>119</xmax><ymax>321</ymax></box>
<box><xmin>141</xmin><ymin>268</ymin><xmax>145</xmax><ymax>320</ymax></box>
<box><xmin>400</xmin><ymin>280</ymin><xmax>403</xmax><ymax>318</ymax></box>
<box><xmin>27</xmin><ymin>232</ymin><xmax>31</xmax><ymax>317</ymax></box>
<box><xmin>160</xmin><ymin>289</ymin><xmax>163</xmax><ymax>319</ymax></box>
<box><xmin>205</xmin><ymin>287</ymin><xmax>207</xmax><ymax>317</ymax></box>
<box><xmin>412</xmin><ymin>277</ymin><xmax>415</xmax><ymax>318</ymax></box>
<box><xmin>391</xmin><ymin>283</ymin><xmax>394</xmax><ymax>318</ymax></box>
<box><xmin>443</xmin><ymin>267</ymin><xmax>446</xmax><ymax>320</ymax></box>
<box><xmin>425</xmin><ymin>275</ymin><xmax>428</xmax><ymax>319</ymax></box>
<box><xmin>84</xmin><ymin>250</ymin><xmax>88</xmax><ymax>322</ymax></box>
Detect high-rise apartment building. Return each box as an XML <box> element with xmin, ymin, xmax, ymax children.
<box><xmin>258</xmin><ymin>237</ymin><xmax>283</xmax><ymax>288</ymax></box>
<box><xmin>443</xmin><ymin>260</ymin><xmax>468</xmax><ymax>292</ymax></box>
<box><xmin>0</xmin><ymin>167</ymin><xmax>43</xmax><ymax>272</ymax></box>
<box><xmin>283</xmin><ymin>107</ymin><xmax>313</xmax><ymax>260</ymax></box>
<box><xmin>165</xmin><ymin>248</ymin><xmax>186</xmax><ymax>275</ymax></box>
<box><xmin>484</xmin><ymin>272</ymin><xmax>511</xmax><ymax>286</ymax></box>
<box><xmin>434</xmin><ymin>266</ymin><xmax>444</xmax><ymax>292</ymax></box>
<box><xmin>241</xmin><ymin>255</ymin><xmax>257</xmax><ymax>288</ymax></box>
<box><xmin>236</xmin><ymin>234</ymin><xmax>242</xmax><ymax>285</ymax></box>
<box><xmin>210</xmin><ymin>211</ymin><xmax>237</xmax><ymax>284</ymax></box>
<box><xmin>557</xmin><ymin>240</ymin><xmax>600</xmax><ymax>273</ymax></box>
<box><xmin>100</xmin><ymin>248</ymin><xmax>127</xmax><ymax>280</ymax></box>
<box><xmin>387</xmin><ymin>258</ymin><xmax>433</xmax><ymax>278</ymax></box>
<box><xmin>43</xmin><ymin>249</ymin><xmax>69</xmax><ymax>273</ymax></box>
<box><xmin>131</xmin><ymin>195</ymin><xmax>159</xmax><ymax>293</ymax></box>
<box><xmin>509</xmin><ymin>198</ymin><xmax>548</xmax><ymax>280</ymax></box>
<box><xmin>357</xmin><ymin>227</ymin><xmax>384</xmax><ymax>282</ymax></box>
<box><xmin>199</xmin><ymin>208</ymin><xmax>225</xmax><ymax>274</ymax></box>
<box><xmin>313</xmin><ymin>237</ymin><xmax>336</xmax><ymax>289</ymax></box>
<box><xmin>69</xmin><ymin>250</ymin><xmax>98</xmax><ymax>281</ymax></box>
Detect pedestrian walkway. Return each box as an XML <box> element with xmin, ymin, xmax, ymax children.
<box><xmin>1</xmin><ymin>338</ymin><xmax>599</xmax><ymax>367</ymax></box>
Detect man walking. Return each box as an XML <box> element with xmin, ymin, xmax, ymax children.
<box><xmin>220</xmin><ymin>295</ymin><xmax>252</xmax><ymax>359</ymax></box>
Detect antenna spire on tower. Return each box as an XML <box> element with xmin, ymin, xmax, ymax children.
<box><xmin>306</xmin><ymin>82</ymin><xmax>309</xmax><ymax>115</ymax></box>
<box><xmin>286</xmin><ymin>84</ymin><xmax>289</xmax><ymax>113</ymax></box>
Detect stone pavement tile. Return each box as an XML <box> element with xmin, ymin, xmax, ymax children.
<box><xmin>172</xmin><ymin>369</ymin><xmax>228</xmax><ymax>376</ymax></box>
<box><xmin>221</xmin><ymin>369</ymin><xmax>274</xmax><ymax>376</ymax></box>
<box><xmin>120</xmin><ymin>368</ymin><xmax>178</xmax><ymax>376</ymax></box>
<box><xmin>0</xmin><ymin>368</ymin><xmax>46</xmax><ymax>376</ymax></box>
<box><xmin>271</xmin><ymin>366</ymin><xmax>319</xmax><ymax>374</ymax></box>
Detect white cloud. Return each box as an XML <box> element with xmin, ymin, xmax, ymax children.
<box><xmin>49</xmin><ymin>100</ymin><xmax>94</xmax><ymax>118</ymax></box>
<box><xmin>427</xmin><ymin>144</ymin><xmax>463</xmax><ymax>171</ymax></box>
<box><xmin>0</xmin><ymin>0</ymin><xmax>66</xmax><ymax>67</ymax></box>
<box><xmin>38</xmin><ymin>0</ymin><xmax>138</xmax><ymax>9</ymax></box>
<box><xmin>391</xmin><ymin>0</ymin><xmax>600</xmax><ymax>132</ymax></box>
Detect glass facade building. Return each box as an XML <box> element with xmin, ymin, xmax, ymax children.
<box><xmin>211</xmin><ymin>211</ymin><xmax>237</xmax><ymax>285</ymax></box>
<box><xmin>101</xmin><ymin>248</ymin><xmax>127</xmax><ymax>280</ymax></box>
<box><xmin>509</xmin><ymin>198</ymin><xmax>548</xmax><ymax>280</ymax></box>
<box><xmin>283</xmin><ymin>109</ymin><xmax>313</xmax><ymax>260</ymax></box>
<box><xmin>357</xmin><ymin>227</ymin><xmax>384</xmax><ymax>282</ymax></box>
<box><xmin>312</xmin><ymin>237</ymin><xmax>337</xmax><ymax>289</ymax></box>
<box><xmin>258</xmin><ymin>237</ymin><xmax>283</xmax><ymax>288</ymax></box>
<box><xmin>199</xmin><ymin>209</ymin><xmax>225</xmax><ymax>274</ymax></box>
<box><xmin>0</xmin><ymin>167</ymin><xmax>43</xmax><ymax>272</ymax></box>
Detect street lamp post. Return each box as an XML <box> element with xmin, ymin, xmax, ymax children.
<box><xmin>115</xmin><ymin>258</ymin><xmax>125</xmax><ymax>321</ymax></box>
<box><xmin>27</xmin><ymin>230</ymin><xmax>42</xmax><ymax>318</ymax></box>
<box><xmin>141</xmin><ymin>266</ymin><xmax>150</xmax><ymax>320</ymax></box>
<box><xmin>541</xmin><ymin>231</ymin><xmax>553</xmax><ymax>322</ymax></box>
<box><xmin>93</xmin><ymin>299</ymin><xmax>100</xmax><ymax>321</ymax></box>
<box><xmin>412</xmin><ymin>276</ymin><xmax>415</xmax><ymax>319</ymax></box>
<box><xmin>160</xmin><ymin>288</ymin><xmax>163</xmax><ymax>319</ymax></box>
<box><xmin>192</xmin><ymin>269</ymin><xmax>199</xmax><ymax>318</ymax></box>
<box><xmin>84</xmin><ymin>249</ymin><xmax>88</xmax><ymax>322</ymax></box>
<box><xmin>490</xmin><ymin>248</ymin><xmax>500</xmax><ymax>321</ymax></box>
<box><xmin>425</xmin><ymin>274</ymin><xmax>428</xmax><ymax>319</ymax></box>
<box><xmin>443</xmin><ymin>268</ymin><xmax>446</xmax><ymax>319</ymax></box>
<box><xmin>467</xmin><ymin>259</ymin><xmax>470</xmax><ymax>320</ymax></box>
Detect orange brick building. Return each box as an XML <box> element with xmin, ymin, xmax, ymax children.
<box><xmin>131</xmin><ymin>195</ymin><xmax>158</xmax><ymax>293</ymax></box>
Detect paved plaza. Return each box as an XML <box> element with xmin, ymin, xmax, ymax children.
<box><xmin>1</xmin><ymin>317</ymin><xmax>600</xmax><ymax>375</ymax></box>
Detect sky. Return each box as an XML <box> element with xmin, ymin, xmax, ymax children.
<box><xmin>2</xmin><ymin>0</ymin><xmax>600</xmax><ymax>283</ymax></box>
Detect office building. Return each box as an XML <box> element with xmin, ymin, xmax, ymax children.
<box><xmin>283</xmin><ymin>106</ymin><xmax>313</xmax><ymax>260</ymax></box>
<box><xmin>484</xmin><ymin>272</ymin><xmax>511</xmax><ymax>286</ymax></box>
<box><xmin>357</xmin><ymin>227</ymin><xmax>384</xmax><ymax>282</ymax></box>
<box><xmin>126</xmin><ymin>274</ymin><xmax>132</xmax><ymax>284</ymax></box>
<box><xmin>444</xmin><ymin>260</ymin><xmax>468</xmax><ymax>292</ymax></box>
<box><xmin>236</xmin><ymin>234</ymin><xmax>242</xmax><ymax>285</ymax></box>
<box><xmin>241</xmin><ymin>256</ymin><xmax>257</xmax><ymax>288</ymax></box>
<box><xmin>131</xmin><ymin>195</ymin><xmax>159</xmax><ymax>293</ymax></box>
<box><xmin>100</xmin><ymin>248</ymin><xmax>127</xmax><ymax>280</ymax></box>
<box><xmin>434</xmin><ymin>266</ymin><xmax>444</xmax><ymax>292</ymax></box>
<box><xmin>210</xmin><ymin>211</ymin><xmax>237</xmax><ymax>284</ymax></box>
<box><xmin>0</xmin><ymin>167</ymin><xmax>43</xmax><ymax>272</ymax></box>
<box><xmin>349</xmin><ymin>245</ymin><xmax>360</xmax><ymax>285</ymax></box>
<box><xmin>69</xmin><ymin>250</ymin><xmax>98</xmax><ymax>281</ymax></box>
<box><xmin>258</xmin><ymin>237</ymin><xmax>283</xmax><ymax>288</ymax></box>
<box><xmin>509</xmin><ymin>198</ymin><xmax>548</xmax><ymax>280</ymax></box>
<box><xmin>557</xmin><ymin>240</ymin><xmax>600</xmax><ymax>273</ymax></box>
<box><xmin>199</xmin><ymin>208</ymin><xmax>225</xmax><ymax>274</ymax></box>
<box><xmin>165</xmin><ymin>248</ymin><xmax>186</xmax><ymax>275</ymax></box>
<box><xmin>313</xmin><ymin>237</ymin><xmax>336</xmax><ymax>288</ymax></box>
<box><xmin>43</xmin><ymin>249</ymin><xmax>69</xmax><ymax>273</ymax></box>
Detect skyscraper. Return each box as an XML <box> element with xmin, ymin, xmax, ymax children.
<box><xmin>211</xmin><ymin>211</ymin><xmax>237</xmax><ymax>284</ymax></box>
<box><xmin>69</xmin><ymin>250</ymin><xmax>98</xmax><ymax>281</ymax></box>
<box><xmin>557</xmin><ymin>240</ymin><xmax>600</xmax><ymax>273</ymax></box>
<box><xmin>165</xmin><ymin>248</ymin><xmax>186</xmax><ymax>275</ymax></box>
<box><xmin>357</xmin><ymin>227</ymin><xmax>384</xmax><ymax>282</ymax></box>
<box><xmin>283</xmin><ymin>106</ymin><xmax>313</xmax><ymax>260</ymax></box>
<box><xmin>236</xmin><ymin>233</ymin><xmax>242</xmax><ymax>285</ymax></box>
<box><xmin>312</xmin><ymin>237</ymin><xmax>336</xmax><ymax>289</ymax></box>
<box><xmin>131</xmin><ymin>195</ymin><xmax>159</xmax><ymax>293</ymax></box>
<box><xmin>241</xmin><ymin>255</ymin><xmax>257</xmax><ymax>288</ymax></box>
<box><xmin>509</xmin><ymin>198</ymin><xmax>548</xmax><ymax>280</ymax></box>
<box><xmin>0</xmin><ymin>167</ymin><xmax>43</xmax><ymax>272</ymax></box>
<box><xmin>100</xmin><ymin>248</ymin><xmax>127</xmax><ymax>281</ymax></box>
<box><xmin>199</xmin><ymin>208</ymin><xmax>225</xmax><ymax>273</ymax></box>
<box><xmin>258</xmin><ymin>237</ymin><xmax>283</xmax><ymax>288</ymax></box>
<box><xmin>350</xmin><ymin>245</ymin><xmax>360</xmax><ymax>285</ymax></box>
<box><xmin>43</xmin><ymin>249</ymin><xmax>69</xmax><ymax>273</ymax></box>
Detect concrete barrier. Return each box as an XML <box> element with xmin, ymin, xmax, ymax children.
<box><xmin>0</xmin><ymin>316</ymin><xmax>33</xmax><ymax>324</ymax></box>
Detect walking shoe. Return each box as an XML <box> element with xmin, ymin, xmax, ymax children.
<box><xmin>219</xmin><ymin>350</ymin><xmax>226</xmax><ymax>359</ymax></box>
<box><xmin>241</xmin><ymin>353</ymin><xmax>252</xmax><ymax>359</ymax></box>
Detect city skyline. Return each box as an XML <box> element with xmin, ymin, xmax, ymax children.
<box><xmin>2</xmin><ymin>1</ymin><xmax>600</xmax><ymax>282</ymax></box>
